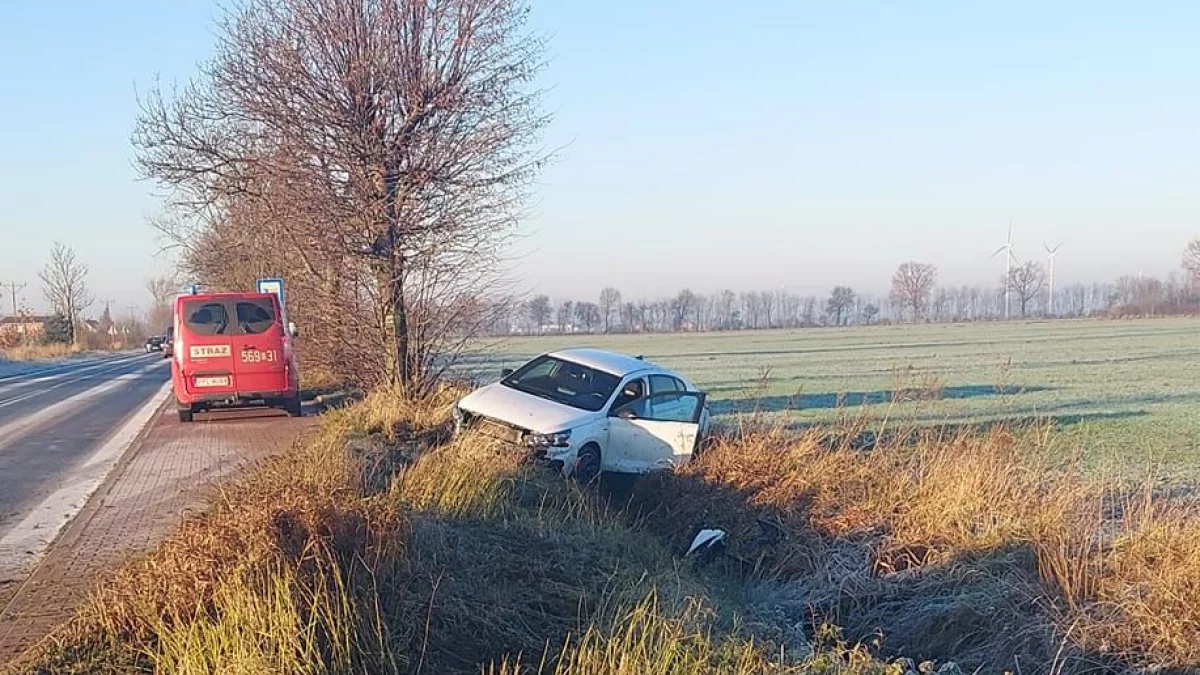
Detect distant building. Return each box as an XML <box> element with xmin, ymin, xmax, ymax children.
<box><xmin>81</xmin><ymin>319</ymin><xmax>120</xmax><ymax>337</ymax></box>
<box><xmin>0</xmin><ymin>314</ymin><xmax>52</xmax><ymax>339</ymax></box>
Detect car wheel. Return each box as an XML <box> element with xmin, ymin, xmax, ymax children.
<box><xmin>284</xmin><ymin>395</ymin><xmax>303</xmax><ymax>417</ymax></box>
<box><xmin>178</xmin><ymin>408</ymin><xmax>194</xmax><ymax>423</ymax></box>
<box><xmin>573</xmin><ymin>444</ymin><xmax>601</xmax><ymax>487</ymax></box>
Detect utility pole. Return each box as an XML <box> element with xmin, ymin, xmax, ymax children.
<box><xmin>0</xmin><ymin>282</ymin><xmax>25</xmax><ymax>317</ymax></box>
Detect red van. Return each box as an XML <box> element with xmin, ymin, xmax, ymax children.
<box><xmin>171</xmin><ymin>292</ymin><xmax>301</xmax><ymax>422</ymax></box>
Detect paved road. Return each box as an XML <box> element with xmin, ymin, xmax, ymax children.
<box><xmin>0</xmin><ymin>357</ymin><xmax>312</xmax><ymax>664</ymax></box>
<box><xmin>0</xmin><ymin>352</ymin><xmax>171</xmax><ymax>576</ymax></box>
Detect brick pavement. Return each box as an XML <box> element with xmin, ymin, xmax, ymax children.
<box><xmin>0</xmin><ymin>404</ymin><xmax>314</xmax><ymax>664</ymax></box>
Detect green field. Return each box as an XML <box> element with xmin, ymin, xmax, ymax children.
<box><xmin>483</xmin><ymin>317</ymin><xmax>1200</xmax><ymax>477</ymax></box>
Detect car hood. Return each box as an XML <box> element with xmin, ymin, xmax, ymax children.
<box><xmin>458</xmin><ymin>383</ymin><xmax>595</xmax><ymax>434</ymax></box>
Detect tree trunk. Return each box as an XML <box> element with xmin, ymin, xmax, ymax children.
<box><xmin>389</xmin><ymin>245</ymin><xmax>411</xmax><ymax>393</ymax></box>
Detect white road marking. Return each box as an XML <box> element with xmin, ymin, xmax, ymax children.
<box><xmin>0</xmin><ymin>361</ymin><xmax>167</xmax><ymax>450</ymax></box>
<box><xmin>0</xmin><ymin>354</ymin><xmax>148</xmax><ymax>398</ymax></box>
<box><xmin>0</xmin><ymin>380</ymin><xmax>171</xmax><ymax>572</ymax></box>
<box><xmin>0</xmin><ymin>357</ymin><xmax>154</xmax><ymax>410</ymax></box>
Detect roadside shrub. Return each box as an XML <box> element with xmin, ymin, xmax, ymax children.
<box><xmin>39</xmin><ymin>313</ymin><xmax>72</xmax><ymax>345</ymax></box>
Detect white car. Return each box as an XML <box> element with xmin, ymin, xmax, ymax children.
<box><xmin>454</xmin><ymin>348</ymin><xmax>711</xmax><ymax>483</ymax></box>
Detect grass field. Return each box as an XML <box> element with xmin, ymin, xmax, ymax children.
<box><xmin>485</xmin><ymin>317</ymin><xmax>1200</xmax><ymax>478</ymax></box>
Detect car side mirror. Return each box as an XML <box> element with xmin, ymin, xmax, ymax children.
<box><xmin>287</xmin><ymin>321</ymin><xmax>299</xmax><ymax>338</ymax></box>
<box><xmin>616</xmin><ymin>407</ymin><xmax>637</xmax><ymax>420</ymax></box>
<box><xmin>500</xmin><ymin>368</ymin><xmax>514</xmax><ymax>378</ymax></box>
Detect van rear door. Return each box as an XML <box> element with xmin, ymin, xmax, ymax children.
<box><xmin>179</xmin><ymin>298</ymin><xmax>238</xmax><ymax>395</ymax></box>
<box><xmin>229</xmin><ymin>296</ymin><xmax>288</xmax><ymax>396</ymax></box>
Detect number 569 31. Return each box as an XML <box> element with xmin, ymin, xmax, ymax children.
<box><xmin>241</xmin><ymin>349</ymin><xmax>278</xmax><ymax>363</ymax></box>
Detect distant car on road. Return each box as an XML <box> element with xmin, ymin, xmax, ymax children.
<box><xmin>170</xmin><ymin>291</ymin><xmax>301</xmax><ymax>422</ymax></box>
<box><xmin>144</xmin><ymin>335</ymin><xmax>165</xmax><ymax>353</ymax></box>
<box><xmin>162</xmin><ymin>326</ymin><xmax>174</xmax><ymax>359</ymax></box>
<box><xmin>454</xmin><ymin>348</ymin><xmax>711</xmax><ymax>484</ymax></box>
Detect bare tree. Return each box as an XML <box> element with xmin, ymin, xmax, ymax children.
<box><xmin>673</xmin><ymin>289</ymin><xmax>696</xmax><ymax>330</ymax></box>
<box><xmin>890</xmin><ymin>262</ymin><xmax>937</xmax><ymax>320</ymax></box>
<box><xmin>598</xmin><ymin>287</ymin><xmax>622</xmax><ymax>333</ymax></box>
<box><xmin>574</xmin><ymin>301</ymin><xmax>600</xmax><ymax>332</ymax></box>
<box><xmin>1183</xmin><ymin>238</ymin><xmax>1200</xmax><ymax>285</ymax></box>
<box><xmin>624</xmin><ymin>299</ymin><xmax>643</xmax><ymax>331</ymax></box>
<box><xmin>557</xmin><ymin>300</ymin><xmax>573</xmax><ymax>333</ymax></box>
<box><xmin>1004</xmin><ymin>261</ymin><xmax>1045</xmax><ymax>318</ymax></box>
<box><xmin>861</xmin><ymin>303</ymin><xmax>880</xmax><ymax>325</ymax></box>
<box><xmin>527</xmin><ymin>295</ymin><xmax>552</xmax><ymax>333</ymax></box>
<box><xmin>133</xmin><ymin>0</ymin><xmax>549</xmax><ymax>392</ymax></box>
<box><xmin>826</xmin><ymin>286</ymin><xmax>856</xmax><ymax>326</ymax></box>
<box><xmin>39</xmin><ymin>242</ymin><xmax>93</xmax><ymax>345</ymax></box>
<box><xmin>715</xmin><ymin>290</ymin><xmax>735</xmax><ymax>329</ymax></box>
<box><xmin>145</xmin><ymin>275</ymin><xmax>179</xmax><ymax>334</ymax></box>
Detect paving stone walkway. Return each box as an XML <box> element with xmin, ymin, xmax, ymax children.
<box><xmin>0</xmin><ymin>405</ymin><xmax>314</xmax><ymax>665</ymax></box>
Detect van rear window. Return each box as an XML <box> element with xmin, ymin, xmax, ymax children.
<box><xmin>184</xmin><ymin>301</ymin><xmax>230</xmax><ymax>336</ymax></box>
<box><xmin>236</xmin><ymin>299</ymin><xmax>276</xmax><ymax>334</ymax></box>
<box><xmin>181</xmin><ymin>298</ymin><xmax>278</xmax><ymax>336</ymax></box>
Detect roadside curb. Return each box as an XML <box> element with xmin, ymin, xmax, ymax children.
<box><xmin>0</xmin><ymin>383</ymin><xmax>171</xmax><ymax>622</ymax></box>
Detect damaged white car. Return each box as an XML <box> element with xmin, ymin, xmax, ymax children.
<box><xmin>453</xmin><ymin>348</ymin><xmax>711</xmax><ymax>484</ymax></box>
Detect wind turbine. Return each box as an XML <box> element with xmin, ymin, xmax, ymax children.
<box><xmin>1044</xmin><ymin>242</ymin><xmax>1062</xmax><ymax>316</ymax></box>
<box><xmin>990</xmin><ymin>220</ymin><xmax>1018</xmax><ymax>319</ymax></box>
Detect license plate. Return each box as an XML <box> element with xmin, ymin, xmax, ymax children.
<box><xmin>478</xmin><ymin>419</ymin><xmax>521</xmax><ymax>444</ymax></box>
<box><xmin>195</xmin><ymin>375</ymin><xmax>231</xmax><ymax>388</ymax></box>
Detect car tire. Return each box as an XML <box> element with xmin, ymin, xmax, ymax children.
<box><xmin>284</xmin><ymin>395</ymin><xmax>303</xmax><ymax>418</ymax></box>
<box><xmin>573</xmin><ymin>444</ymin><xmax>601</xmax><ymax>487</ymax></box>
<box><xmin>178</xmin><ymin>408</ymin><xmax>194</xmax><ymax>423</ymax></box>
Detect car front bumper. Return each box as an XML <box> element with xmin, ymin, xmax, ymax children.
<box><xmin>455</xmin><ymin>412</ymin><xmax>577</xmax><ymax>475</ymax></box>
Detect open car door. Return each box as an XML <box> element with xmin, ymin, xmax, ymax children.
<box><xmin>608</xmin><ymin>391</ymin><xmax>707</xmax><ymax>473</ymax></box>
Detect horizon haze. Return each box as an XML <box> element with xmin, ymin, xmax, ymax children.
<box><xmin>2</xmin><ymin>1</ymin><xmax>1199</xmax><ymax>313</ymax></box>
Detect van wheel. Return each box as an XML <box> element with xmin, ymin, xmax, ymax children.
<box><xmin>573</xmin><ymin>444</ymin><xmax>601</xmax><ymax>487</ymax></box>
<box><xmin>284</xmin><ymin>395</ymin><xmax>303</xmax><ymax>418</ymax></box>
<box><xmin>178</xmin><ymin>408</ymin><xmax>194</xmax><ymax>423</ymax></box>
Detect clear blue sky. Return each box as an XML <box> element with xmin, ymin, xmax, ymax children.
<box><xmin>2</xmin><ymin>1</ymin><xmax>1199</xmax><ymax>314</ymax></box>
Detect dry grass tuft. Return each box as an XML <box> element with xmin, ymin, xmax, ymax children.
<box><xmin>12</xmin><ymin>393</ymin><xmax>416</xmax><ymax>674</ymax></box>
<box><xmin>17</xmin><ymin>386</ymin><xmax>861</xmax><ymax>674</ymax></box>
<box><xmin>15</xmin><ymin>381</ymin><xmax>1200</xmax><ymax>674</ymax></box>
<box><xmin>489</xmin><ymin>594</ymin><xmax>898</xmax><ymax>675</ymax></box>
<box><xmin>630</xmin><ymin>423</ymin><xmax>1200</xmax><ymax>671</ymax></box>
<box><xmin>0</xmin><ymin>342</ymin><xmax>82</xmax><ymax>362</ymax></box>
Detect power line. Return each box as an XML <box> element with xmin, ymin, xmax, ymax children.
<box><xmin>0</xmin><ymin>282</ymin><xmax>26</xmax><ymax>316</ymax></box>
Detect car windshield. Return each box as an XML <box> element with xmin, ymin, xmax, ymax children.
<box><xmin>501</xmin><ymin>355</ymin><xmax>620</xmax><ymax>412</ymax></box>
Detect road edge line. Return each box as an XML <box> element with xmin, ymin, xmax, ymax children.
<box><xmin>0</xmin><ymin>380</ymin><xmax>172</xmax><ymax>576</ymax></box>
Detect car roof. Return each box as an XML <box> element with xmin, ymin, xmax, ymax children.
<box><xmin>176</xmin><ymin>292</ymin><xmax>276</xmax><ymax>302</ymax></box>
<box><xmin>548</xmin><ymin>348</ymin><xmax>660</xmax><ymax>377</ymax></box>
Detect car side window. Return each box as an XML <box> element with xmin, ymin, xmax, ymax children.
<box><xmin>649</xmin><ymin>374</ymin><xmax>685</xmax><ymax>400</ymax></box>
<box><xmin>610</xmin><ymin>378</ymin><xmax>647</xmax><ymax>416</ymax></box>
<box><xmin>639</xmin><ymin>392</ymin><xmax>704</xmax><ymax>423</ymax></box>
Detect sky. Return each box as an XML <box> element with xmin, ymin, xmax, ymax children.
<box><xmin>2</xmin><ymin>1</ymin><xmax>1199</xmax><ymax>314</ymax></box>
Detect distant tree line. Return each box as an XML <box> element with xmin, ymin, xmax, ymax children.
<box><xmin>485</xmin><ymin>239</ymin><xmax>1200</xmax><ymax>336</ymax></box>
